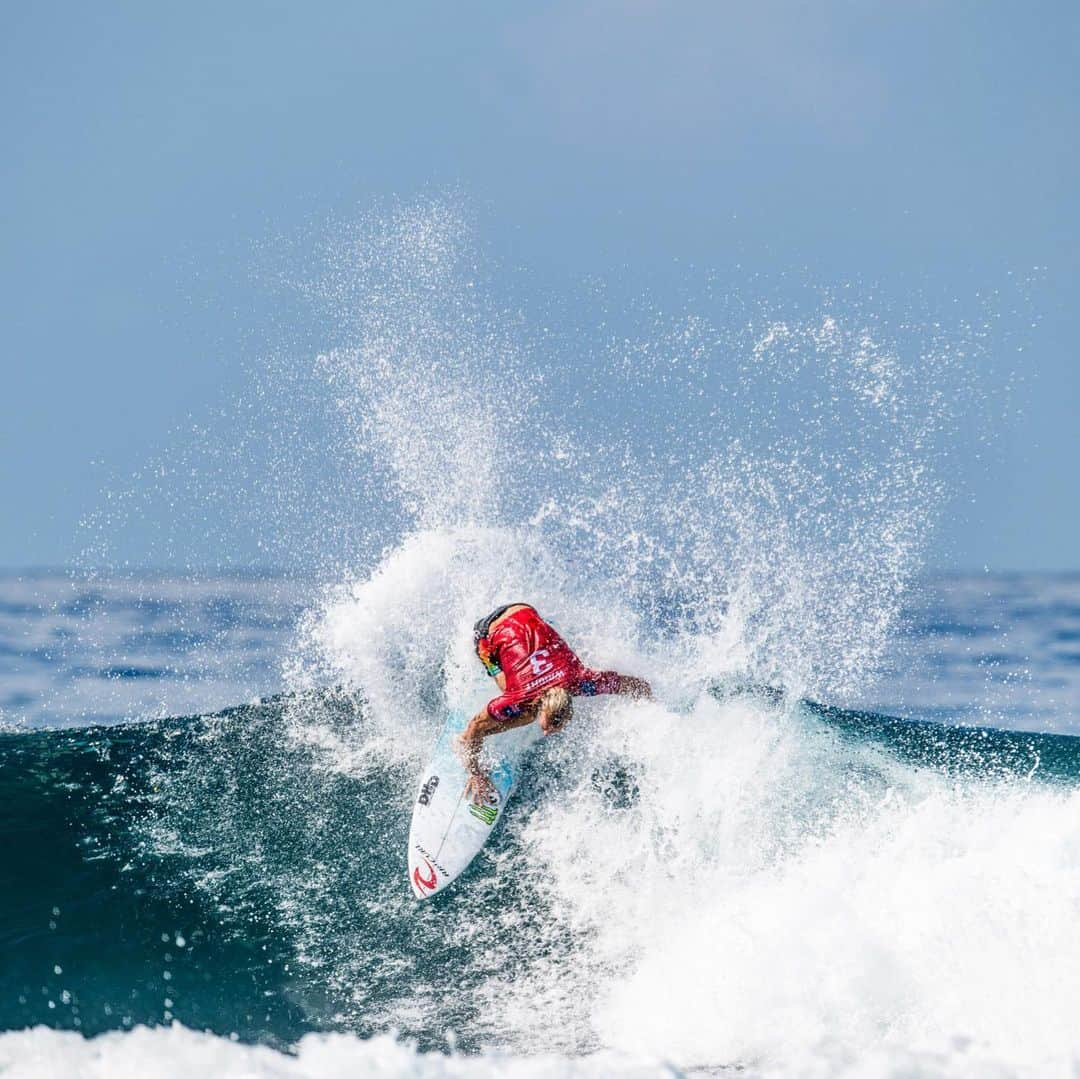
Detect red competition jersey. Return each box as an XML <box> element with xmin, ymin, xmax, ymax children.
<box><xmin>474</xmin><ymin>605</ymin><xmax>622</xmax><ymax>720</ymax></box>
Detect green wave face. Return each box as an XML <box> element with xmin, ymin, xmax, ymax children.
<box><xmin>0</xmin><ymin>692</ymin><xmax>575</xmax><ymax>1051</ymax></box>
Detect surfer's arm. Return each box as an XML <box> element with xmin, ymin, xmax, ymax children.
<box><xmin>458</xmin><ymin>707</ymin><xmax>536</xmax><ymax>802</ymax></box>
<box><xmin>459</xmin><ymin>708</ymin><xmax>535</xmax><ymax>770</ymax></box>
<box><xmin>458</xmin><ymin>710</ymin><xmax>500</xmax><ymax>778</ymax></box>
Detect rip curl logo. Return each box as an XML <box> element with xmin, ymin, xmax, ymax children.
<box><xmin>469</xmin><ymin>802</ymin><xmax>498</xmax><ymax>826</ymax></box>
<box><xmin>413</xmin><ymin>843</ymin><xmax>449</xmax><ymax>876</ymax></box>
<box><xmin>412</xmin><ymin>857</ymin><xmax>438</xmax><ymax>895</ymax></box>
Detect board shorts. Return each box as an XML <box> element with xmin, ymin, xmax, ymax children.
<box><xmin>475</xmin><ymin>605</ymin><xmax>623</xmax><ymax>721</ymax></box>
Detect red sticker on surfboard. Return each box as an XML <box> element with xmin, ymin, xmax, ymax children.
<box><xmin>412</xmin><ymin>857</ymin><xmax>438</xmax><ymax>895</ymax></box>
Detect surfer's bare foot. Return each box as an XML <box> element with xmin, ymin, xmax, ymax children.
<box><xmin>465</xmin><ymin>773</ymin><xmax>496</xmax><ymax>805</ymax></box>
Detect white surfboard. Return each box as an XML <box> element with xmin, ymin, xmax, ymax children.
<box><xmin>407</xmin><ymin>708</ymin><xmax>541</xmax><ymax>898</ymax></box>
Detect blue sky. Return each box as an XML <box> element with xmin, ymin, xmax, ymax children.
<box><xmin>2</xmin><ymin>2</ymin><xmax>1078</xmax><ymax>569</ymax></box>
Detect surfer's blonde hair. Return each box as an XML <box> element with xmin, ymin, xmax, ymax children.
<box><xmin>539</xmin><ymin>686</ymin><xmax>573</xmax><ymax>729</ymax></box>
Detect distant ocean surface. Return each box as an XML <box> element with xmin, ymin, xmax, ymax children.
<box><xmin>3</xmin><ymin>570</ymin><xmax>1078</xmax><ymax>735</ymax></box>
<box><xmin>0</xmin><ymin>571</ymin><xmax>308</xmax><ymax>731</ymax></box>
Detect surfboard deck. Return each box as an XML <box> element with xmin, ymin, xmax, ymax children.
<box><xmin>407</xmin><ymin>708</ymin><xmax>540</xmax><ymax>898</ymax></box>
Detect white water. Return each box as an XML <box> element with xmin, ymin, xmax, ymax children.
<box><xmin>0</xmin><ymin>1025</ymin><xmax>671</xmax><ymax>1079</ymax></box>
<box><xmin>573</xmin><ymin>697</ymin><xmax>1080</xmax><ymax>1073</ymax></box>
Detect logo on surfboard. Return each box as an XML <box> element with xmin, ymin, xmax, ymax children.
<box><xmin>417</xmin><ymin>774</ymin><xmax>440</xmax><ymax>806</ymax></box>
<box><xmin>468</xmin><ymin>802</ymin><xmax>498</xmax><ymax>826</ymax></box>
<box><xmin>412</xmin><ymin>856</ymin><xmax>439</xmax><ymax>895</ymax></box>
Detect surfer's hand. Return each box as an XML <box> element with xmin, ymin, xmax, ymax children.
<box><xmin>466</xmin><ymin>773</ymin><xmax>496</xmax><ymax>805</ymax></box>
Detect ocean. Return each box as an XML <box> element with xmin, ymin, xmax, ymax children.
<box><xmin>1</xmin><ymin>568</ymin><xmax>1079</xmax><ymax>1077</ymax></box>
<box><xmin>2</xmin><ymin>204</ymin><xmax>1077</xmax><ymax>1076</ymax></box>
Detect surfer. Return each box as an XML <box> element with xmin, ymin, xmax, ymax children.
<box><xmin>458</xmin><ymin>603</ymin><xmax>651</xmax><ymax>803</ymax></box>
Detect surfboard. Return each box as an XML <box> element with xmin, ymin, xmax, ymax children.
<box><xmin>407</xmin><ymin>708</ymin><xmax>540</xmax><ymax>898</ymax></box>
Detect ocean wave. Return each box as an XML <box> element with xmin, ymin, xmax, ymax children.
<box><xmin>2</xmin><ymin>687</ymin><xmax>1078</xmax><ymax>1074</ymax></box>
